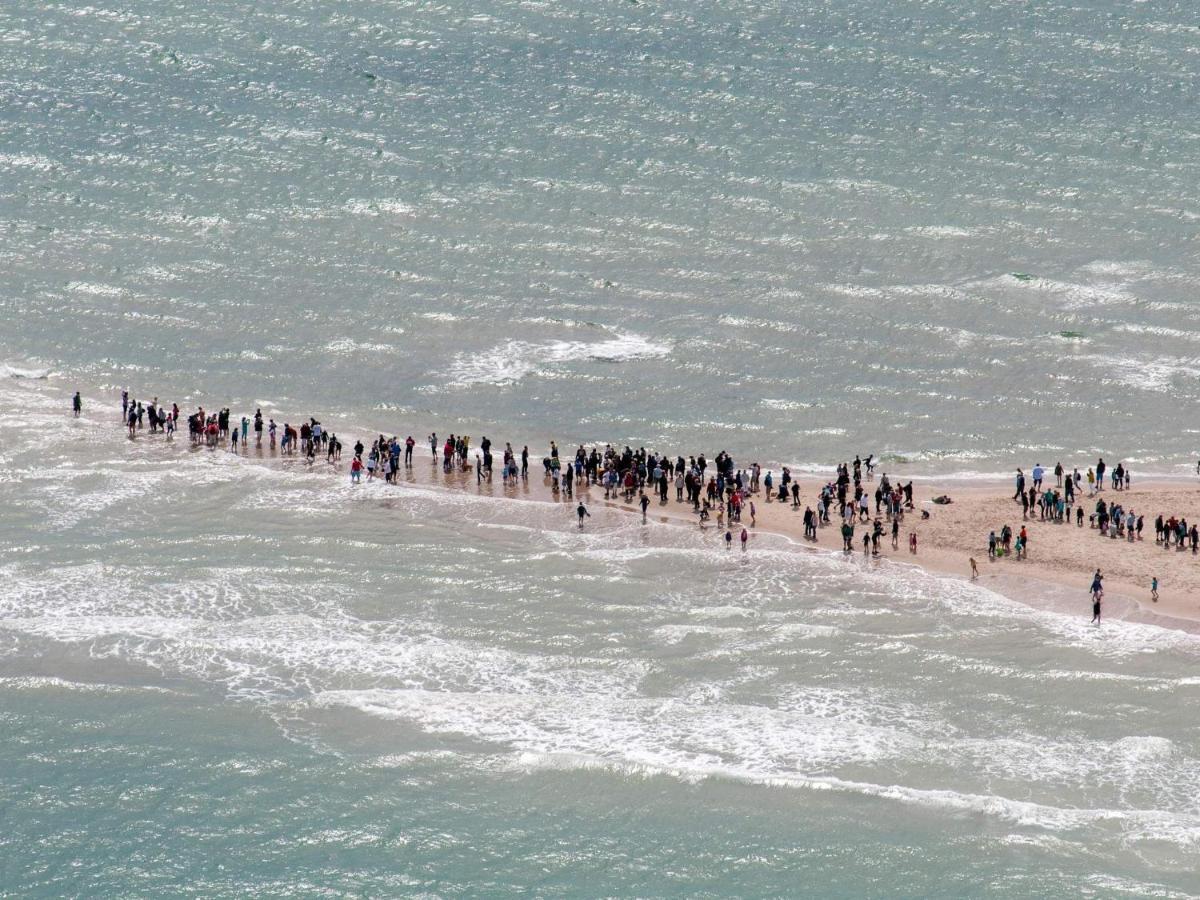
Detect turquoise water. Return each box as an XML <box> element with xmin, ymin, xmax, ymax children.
<box><xmin>4</xmin><ymin>0</ymin><xmax>1200</xmax><ymax>895</ymax></box>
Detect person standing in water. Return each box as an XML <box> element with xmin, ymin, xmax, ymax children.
<box><xmin>740</xmin><ymin>526</ymin><xmax>748</xmax><ymax>551</ymax></box>
<box><xmin>724</xmin><ymin>529</ymin><xmax>733</xmax><ymax>550</ymax></box>
<box><xmin>577</xmin><ymin>502</ymin><xmax>590</xmax><ymax>528</ymax></box>
<box><xmin>640</xmin><ymin>492</ymin><xmax>650</xmax><ymax>523</ymax></box>
<box><xmin>1092</xmin><ymin>589</ymin><xmax>1103</xmax><ymax>625</ymax></box>
<box><xmin>970</xmin><ymin>558</ymin><xmax>979</xmax><ymax>580</ymax></box>
<box><xmin>72</xmin><ymin>392</ymin><xmax>82</xmax><ymax>417</ymax></box>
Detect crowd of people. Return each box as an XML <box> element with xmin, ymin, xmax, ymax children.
<box><xmin>118</xmin><ymin>390</ymin><xmax>350</xmax><ymax>461</ymax></box>
<box><xmin>985</xmin><ymin>459</ymin><xmax>1191</xmax><ymax>618</ymax></box>
<box><xmin>93</xmin><ymin>389</ymin><xmax>1192</xmax><ymax>618</ymax></box>
<box><xmin>103</xmin><ymin>390</ymin><xmax>926</xmax><ymax>556</ymax></box>
<box><xmin>995</xmin><ymin>461</ymin><xmax>1194</xmax><ymax>560</ymax></box>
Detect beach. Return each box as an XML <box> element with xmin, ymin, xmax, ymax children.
<box><xmin>106</xmin><ymin>392</ymin><xmax>1200</xmax><ymax>632</ymax></box>
<box><xmin>391</xmin><ymin>458</ymin><xmax>1200</xmax><ymax>630</ymax></box>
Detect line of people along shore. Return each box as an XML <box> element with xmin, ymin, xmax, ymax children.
<box><xmin>109</xmin><ymin>390</ymin><xmax>925</xmax><ymax>554</ymax></box>
<box><xmin>119</xmin><ymin>391</ymin><xmax>347</xmax><ymax>461</ymax></box>
<box><xmin>105</xmin><ymin>391</ymin><xmax>1197</xmax><ymax>580</ymax></box>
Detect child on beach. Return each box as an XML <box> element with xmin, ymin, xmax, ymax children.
<box><xmin>970</xmin><ymin>558</ymin><xmax>979</xmax><ymax>580</ymax></box>
<box><xmin>1151</xmin><ymin>576</ymin><xmax>1159</xmax><ymax>603</ymax></box>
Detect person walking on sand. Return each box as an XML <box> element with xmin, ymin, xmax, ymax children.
<box><xmin>640</xmin><ymin>492</ymin><xmax>650</xmax><ymax>523</ymax></box>
<box><xmin>1151</xmin><ymin>576</ymin><xmax>1159</xmax><ymax>603</ymax></box>
<box><xmin>1090</xmin><ymin>568</ymin><xmax>1103</xmax><ymax>597</ymax></box>
<box><xmin>577</xmin><ymin>502</ymin><xmax>590</xmax><ymax>529</ymax></box>
<box><xmin>72</xmin><ymin>391</ymin><xmax>82</xmax><ymax>417</ymax></box>
<box><xmin>970</xmin><ymin>558</ymin><xmax>979</xmax><ymax>580</ymax></box>
<box><xmin>1013</xmin><ymin>468</ymin><xmax>1025</xmax><ymax>501</ymax></box>
<box><xmin>909</xmin><ymin>532</ymin><xmax>917</xmax><ymax>554</ymax></box>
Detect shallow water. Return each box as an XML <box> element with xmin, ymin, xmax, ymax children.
<box><xmin>4</xmin><ymin>0</ymin><xmax>1200</xmax><ymax>894</ymax></box>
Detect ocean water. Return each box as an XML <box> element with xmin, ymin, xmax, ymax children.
<box><xmin>3</xmin><ymin>0</ymin><xmax>1200</xmax><ymax>895</ymax></box>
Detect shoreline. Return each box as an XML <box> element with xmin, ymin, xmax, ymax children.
<box><xmin>91</xmin><ymin>391</ymin><xmax>1200</xmax><ymax>636</ymax></box>
<box><xmin>585</xmin><ymin>478</ymin><xmax>1200</xmax><ymax>635</ymax></box>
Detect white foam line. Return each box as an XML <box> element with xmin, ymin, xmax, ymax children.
<box><xmin>314</xmin><ymin>687</ymin><xmax>1200</xmax><ymax>847</ymax></box>
<box><xmin>515</xmin><ymin>751</ymin><xmax>1200</xmax><ymax>842</ymax></box>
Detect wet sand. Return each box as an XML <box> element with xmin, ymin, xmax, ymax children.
<box><xmin>359</xmin><ymin>450</ymin><xmax>1200</xmax><ymax>632</ymax></box>
<box><xmin>136</xmin><ymin>399</ymin><xmax>1200</xmax><ymax>633</ymax></box>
